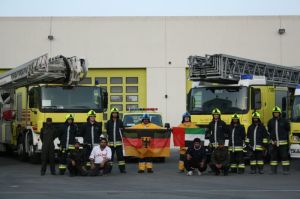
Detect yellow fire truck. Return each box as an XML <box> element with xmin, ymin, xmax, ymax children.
<box><xmin>0</xmin><ymin>54</ymin><xmax>107</xmax><ymax>162</ymax></box>
<box><xmin>187</xmin><ymin>54</ymin><xmax>300</xmax><ymax>157</ymax></box>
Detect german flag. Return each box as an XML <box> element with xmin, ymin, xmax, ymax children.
<box><xmin>122</xmin><ymin>129</ymin><xmax>171</xmax><ymax>158</ymax></box>
<box><xmin>172</xmin><ymin>127</ymin><xmax>206</xmax><ymax>147</ymax></box>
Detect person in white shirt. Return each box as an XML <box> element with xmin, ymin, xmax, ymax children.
<box><xmin>89</xmin><ymin>138</ymin><xmax>112</xmax><ymax>176</ymax></box>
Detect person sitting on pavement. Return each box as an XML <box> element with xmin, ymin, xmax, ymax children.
<box><xmin>89</xmin><ymin>138</ymin><xmax>112</xmax><ymax>176</ymax></box>
<box><xmin>209</xmin><ymin>139</ymin><xmax>230</xmax><ymax>176</ymax></box>
<box><xmin>67</xmin><ymin>141</ymin><xmax>88</xmax><ymax>177</ymax></box>
<box><xmin>185</xmin><ymin>138</ymin><xmax>207</xmax><ymax>176</ymax></box>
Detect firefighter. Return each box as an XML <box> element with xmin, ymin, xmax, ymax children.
<box><xmin>209</xmin><ymin>139</ymin><xmax>230</xmax><ymax>176</ymax></box>
<box><xmin>177</xmin><ymin>112</ymin><xmax>198</xmax><ymax>172</ymax></box>
<box><xmin>205</xmin><ymin>108</ymin><xmax>228</xmax><ymax>148</ymax></box>
<box><xmin>40</xmin><ymin>118</ymin><xmax>57</xmax><ymax>176</ymax></box>
<box><xmin>131</xmin><ymin>113</ymin><xmax>162</xmax><ymax>173</ymax></box>
<box><xmin>246</xmin><ymin>112</ymin><xmax>269</xmax><ymax>174</ymax></box>
<box><xmin>228</xmin><ymin>114</ymin><xmax>246</xmax><ymax>174</ymax></box>
<box><xmin>58</xmin><ymin>114</ymin><xmax>78</xmax><ymax>175</ymax></box>
<box><xmin>89</xmin><ymin>138</ymin><xmax>112</xmax><ymax>176</ymax></box>
<box><xmin>268</xmin><ymin>106</ymin><xmax>290</xmax><ymax>175</ymax></box>
<box><xmin>80</xmin><ymin>110</ymin><xmax>102</xmax><ymax>169</ymax></box>
<box><xmin>106</xmin><ymin>107</ymin><xmax>126</xmax><ymax>173</ymax></box>
<box><xmin>67</xmin><ymin>140</ymin><xmax>88</xmax><ymax>176</ymax></box>
<box><xmin>185</xmin><ymin>138</ymin><xmax>207</xmax><ymax>176</ymax></box>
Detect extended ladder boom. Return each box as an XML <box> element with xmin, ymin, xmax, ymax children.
<box><xmin>188</xmin><ymin>54</ymin><xmax>300</xmax><ymax>87</ymax></box>
<box><xmin>0</xmin><ymin>54</ymin><xmax>87</xmax><ymax>90</ymax></box>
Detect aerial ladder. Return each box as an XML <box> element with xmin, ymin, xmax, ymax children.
<box><xmin>188</xmin><ymin>54</ymin><xmax>300</xmax><ymax>87</ymax></box>
<box><xmin>0</xmin><ymin>54</ymin><xmax>88</xmax><ymax>160</ymax></box>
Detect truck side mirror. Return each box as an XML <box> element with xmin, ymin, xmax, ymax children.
<box><xmin>164</xmin><ymin>123</ymin><xmax>170</xmax><ymax>129</ymax></box>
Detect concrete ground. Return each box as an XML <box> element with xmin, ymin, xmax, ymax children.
<box><xmin>0</xmin><ymin>150</ymin><xmax>300</xmax><ymax>199</ymax></box>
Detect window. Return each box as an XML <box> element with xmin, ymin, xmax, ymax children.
<box><xmin>251</xmin><ymin>88</ymin><xmax>261</xmax><ymax>110</ymax></box>
<box><xmin>110</xmin><ymin>95</ymin><xmax>123</xmax><ymax>102</ymax></box>
<box><xmin>126</xmin><ymin>86</ymin><xmax>138</xmax><ymax>93</ymax></box>
<box><xmin>126</xmin><ymin>95</ymin><xmax>138</xmax><ymax>102</ymax></box>
<box><xmin>80</xmin><ymin>77</ymin><xmax>92</xmax><ymax>84</ymax></box>
<box><xmin>126</xmin><ymin>104</ymin><xmax>139</xmax><ymax>110</ymax></box>
<box><xmin>95</xmin><ymin>77</ymin><xmax>107</xmax><ymax>84</ymax></box>
<box><xmin>110</xmin><ymin>86</ymin><xmax>123</xmax><ymax>93</ymax></box>
<box><xmin>110</xmin><ymin>104</ymin><xmax>123</xmax><ymax>111</ymax></box>
<box><xmin>100</xmin><ymin>86</ymin><xmax>107</xmax><ymax>92</ymax></box>
<box><xmin>126</xmin><ymin>77</ymin><xmax>138</xmax><ymax>84</ymax></box>
<box><xmin>110</xmin><ymin>77</ymin><xmax>122</xmax><ymax>84</ymax></box>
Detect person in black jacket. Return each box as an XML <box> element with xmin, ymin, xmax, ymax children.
<box><xmin>106</xmin><ymin>107</ymin><xmax>126</xmax><ymax>173</ymax></box>
<box><xmin>58</xmin><ymin>114</ymin><xmax>78</xmax><ymax>175</ymax></box>
<box><xmin>209</xmin><ymin>139</ymin><xmax>230</xmax><ymax>176</ymax></box>
<box><xmin>80</xmin><ymin>110</ymin><xmax>102</xmax><ymax>168</ymax></box>
<box><xmin>268</xmin><ymin>106</ymin><xmax>290</xmax><ymax>175</ymax></box>
<box><xmin>185</xmin><ymin>138</ymin><xmax>207</xmax><ymax>176</ymax></box>
<box><xmin>40</xmin><ymin>118</ymin><xmax>57</xmax><ymax>176</ymax></box>
<box><xmin>246</xmin><ymin>112</ymin><xmax>269</xmax><ymax>174</ymax></box>
<box><xmin>67</xmin><ymin>141</ymin><xmax>88</xmax><ymax>177</ymax></box>
<box><xmin>228</xmin><ymin>114</ymin><xmax>246</xmax><ymax>174</ymax></box>
<box><xmin>206</xmin><ymin>108</ymin><xmax>228</xmax><ymax>148</ymax></box>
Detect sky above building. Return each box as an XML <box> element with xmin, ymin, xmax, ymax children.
<box><xmin>0</xmin><ymin>0</ymin><xmax>300</xmax><ymax>16</ymax></box>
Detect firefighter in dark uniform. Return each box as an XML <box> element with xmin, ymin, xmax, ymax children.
<box><xmin>40</xmin><ymin>118</ymin><xmax>57</xmax><ymax>176</ymax></box>
<box><xmin>206</xmin><ymin>108</ymin><xmax>228</xmax><ymax>148</ymax></box>
<box><xmin>268</xmin><ymin>106</ymin><xmax>291</xmax><ymax>175</ymax></box>
<box><xmin>67</xmin><ymin>141</ymin><xmax>88</xmax><ymax>176</ymax></box>
<box><xmin>80</xmin><ymin>110</ymin><xmax>102</xmax><ymax>168</ymax></box>
<box><xmin>58</xmin><ymin>114</ymin><xmax>78</xmax><ymax>175</ymax></box>
<box><xmin>246</xmin><ymin>112</ymin><xmax>269</xmax><ymax>174</ymax></box>
<box><xmin>106</xmin><ymin>107</ymin><xmax>126</xmax><ymax>173</ymax></box>
<box><xmin>177</xmin><ymin>112</ymin><xmax>198</xmax><ymax>172</ymax></box>
<box><xmin>228</xmin><ymin>114</ymin><xmax>246</xmax><ymax>174</ymax></box>
<box><xmin>209</xmin><ymin>139</ymin><xmax>230</xmax><ymax>176</ymax></box>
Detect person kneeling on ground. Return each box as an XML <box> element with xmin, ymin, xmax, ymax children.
<box><xmin>185</xmin><ymin>138</ymin><xmax>207</xmax><ymax>176</ymax></box>
<box><xmin>209</xmin><ymin>140</ymin><xmax>230</xmax><ymax>176</ymax></box>
<box><xmin>67</xmin><ymin>141</ymin><xmax>88</xmax><ymax>177</ymax></box>
<box><xmin>89</xmin><ymin>138</ymin><xmax>112</xmax><ymax>176</ymax></box>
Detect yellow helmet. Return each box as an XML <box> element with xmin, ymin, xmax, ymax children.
<box><xmin>272</xmin><ymin>106</ymin><xmax>282</xmax><ymax>113</ymax></box>
<box><xmin>65</xmin><ymin>114</ymin><xmax>74</xmax><ymax>120</ymax></box>
<box><xmin>212</xmin><ymin>108</ymin><xmax>221</xmax><ymax>115</ymax></box>
<box><xmin>110</xmin><ymin>107</ymin><xmax>119</xmax><ymax>113</ymax></box>
<box><xmin>252</xmin><ymin>111</ymin><xmax>261</xmax><ymax>119</ymax></box>
<box><xmin>231</xmin><ymin>114</ymin><xmax>240</xmax><ymax>120</ymax></box>
<box><xmin>87</xmin><ymin>110</ymin><xmax>96</xmax><ymax>117</ymax></box>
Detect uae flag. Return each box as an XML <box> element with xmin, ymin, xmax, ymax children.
<box><xmin>172</xmin><ymin>127</ymin><xmax>206</xmax><ymax>147</ymax></box>
<box><xmin>122</xmin><ymin>129</ymin><xmax>171</xmax><ymax>158</ymax></box>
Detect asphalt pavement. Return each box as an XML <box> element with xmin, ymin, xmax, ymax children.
<box><xmin>1</xmin><ymin>150</ymin><xmax>300</xmax><ymax>199</ymax></box>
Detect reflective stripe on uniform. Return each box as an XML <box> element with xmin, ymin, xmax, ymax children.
<box><xmin>118</xmin><ymin>161</ymin><xmax>126</xmax><ymax>165</ymax></box>
<box><xmin>230</xmin><ymin>164</ymin><xmax>237</xmax><ymax>168</ymax></box>
<box><xmin>257</xmin><ymin>161</ymin><xmax>264</xmax><ymax>165</ymax></box>
<box><xmin>279</xmin><ymin>140</ymin><xmax>288</xmax><ymax>145</ymax></box>
<box><xmin>255</xmin><ymin>145</ymin><xmax>263</xmax><ymax>151</ymax></box>
<box><xmin>282</xmin><ymin>161</ymin><xmax>290</xmax><ymax>166</ymax></box>
<box><xmin>263</xmin><ymin>138</ymin><xmax>268</xmax><ymax>144</ymax></box>
<box><xmin>270</xmin><ymin>161</ymin><xmax>278</xmax><ymax>166</ymax></box>
<box><xmin>238</xmin><ymin>164</ymin><xmax>245</xmax><ymax>168</ymax></box>
<box><xmin>68</xmin><ymin>145</ymin><xmax>75</xmax><ymax>150</ymax></box>
<box><xmin>245</xmin><ymin>138</ymin><xmax>249</xmax><ymax>143</ymax></box>
<box><xmin>59</xmin><ymin>164</ymin><xmax>67</xmax><ymax>169</ymax></box>
<box><xmin>229</xmin><ymin>146</ymin><xmax>243</xmax><ymax>151</ymax></box>
<box><xmin>250</xmin><ymin>161</ymin><xmax>257</xmax><ymax>165</ymax></box>
<box><xmin>86</xmin><ymin>162</ymin><xmax>91</xmax><ymax>167</ymax></box>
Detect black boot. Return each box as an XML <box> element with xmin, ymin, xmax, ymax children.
<box><xmin>270</xmin><ymin>166</ymin><xmax>277</xmax><ymax>174</ymax></box>
<box><xmin>250</xmin><ymin>166</ymin><xmax>256</xmax><ymax>174</ymax></box>
<box><xmin>283</xmin><ymin>166</ymin><xmax>290</xmax><ymax>175</ymax></box>
<box><xmin>230</xmin><ymin>168</ymin><xmax>237</xmax><ymax>173</ymax></box>
<box><xmin>258</xmin><ymin>165</ymin><xmax>264</xmax><ymax>174</ymax></box>
<box><xmin>237</xmin><ymin>168</ymin><xmax>244</xmax><ymax>174</ymax></box>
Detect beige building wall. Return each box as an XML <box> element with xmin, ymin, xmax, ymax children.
<box><xmin>0</xmin><ymin>16</ymin><xmax>300</xmax><ymax>125</ymax></box>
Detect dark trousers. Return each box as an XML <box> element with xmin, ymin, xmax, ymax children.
<box><xmin>184</xmin><ymin>159</ymin><xmax>207</xmax><ymax>172</ymax></box>
<box><xmin>230</xmin><ymin>151</ymin><xmax>245</xmax><ymax>171</ymax></box>
<box><xmin>209</xmin><ymin>163</ymin><xmax>229</xmax><ymax>175</ymax></box>
<box><xmin>84</xmin><ymin>145</ymin><xmax>93</xmax><ymax>168</ymax></box>
<box><xmin>270</xmin><ymin>145</ymin><xmax>290</xmax><ymax>170</ymax></box>
<box><xmin>58</xmin><ymin>149</ymin><xmax>68</xmax><ymax>174</ymax></box>
<box><xmin>41</xmin><ymin>146</ymin><xmax>55</xmax><ymax>174</ymax></box>
<box><xmin>110</xmin><ymin>145</ymin><xmax>126</xmax><ymax>172</ymax></box>
<box><xmin>89</xmin><ymin>162</ymin><xmax>110</xmax><ymax>176</ymax></box>
<box><xmin>250</xmin><ymin>150</ymin><xmax>264</xmax><ymax>171</ymax></box>
<box><xmin>67</xmin><ymin>160</ymin><xmax>87</xmax><ymax>176</ymax></box>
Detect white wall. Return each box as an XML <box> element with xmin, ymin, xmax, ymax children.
<box><xmin>0</xmin><ymin>16</ymin><xmax>300</xmax><ymax>126</ymax></box>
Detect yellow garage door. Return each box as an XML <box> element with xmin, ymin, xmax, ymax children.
<box><xmin>81</xmin><ymin>68</ymin><xmax>147</xmax><ymax>121</ymax></box>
